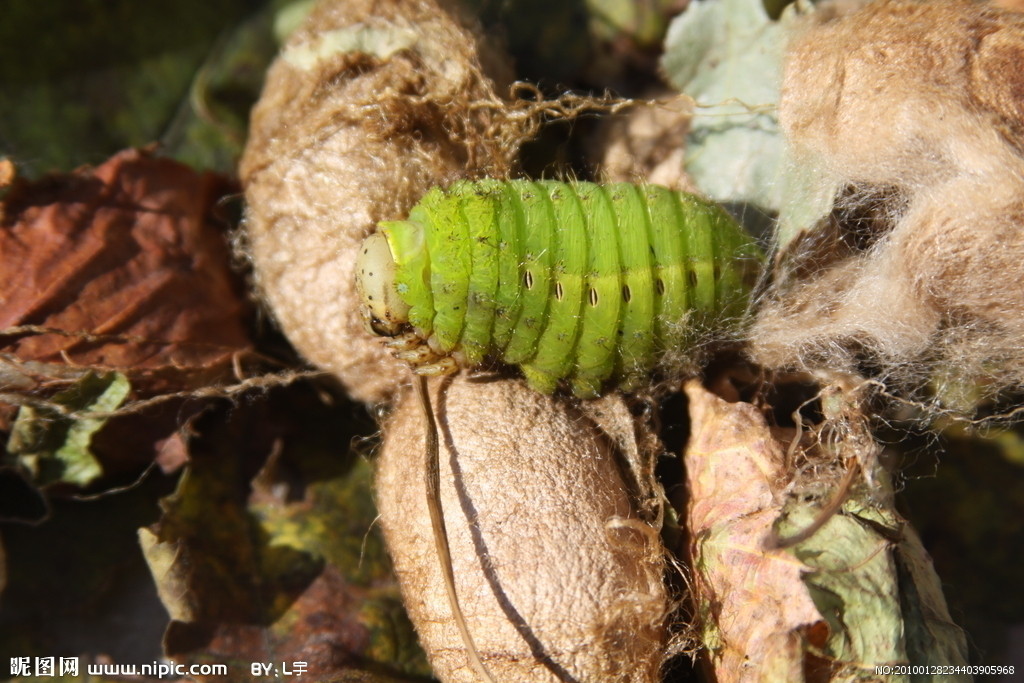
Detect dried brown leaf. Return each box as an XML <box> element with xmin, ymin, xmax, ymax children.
<box><xmin>0</xmin><ymin>148</ymin><xmax>251</xmax><ymax>394</ymax></box>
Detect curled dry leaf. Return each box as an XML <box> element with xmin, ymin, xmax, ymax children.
<box><xmin>683</xmin><ymin>380</ymin><xmax>823</xmax><ymax>681</ymax></box>
<box><xmin>0</xmin><ymin>148</ymin><xmax>251</xmax><ymax>394</ymax></box>
<box><xmin>240</xmin><ymin>0</ymin><xmax>522</xmax><ymax>404</ymax></box>
<box><xmin>375</xmin><ymin>376</ymin><xmax>668</xmax><ymax>683</ymax></box>
<box><xmin>6</xmin><ymin>371</ymin><xmax>129</xmax><ymax>489</ymax></box>
<box><xmin>684</xmin><ymin>381</ymin><xmax>969</xmax><ymax>681</ymax></box>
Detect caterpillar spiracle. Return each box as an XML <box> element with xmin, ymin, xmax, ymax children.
<box><xmin>356</xmin><ymin>179</ymin><xmax>763</xmax><ymax>396</ymax></box>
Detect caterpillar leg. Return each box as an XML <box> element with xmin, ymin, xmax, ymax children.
<box><xmin>519</xmin><ymin>363</ymin><xmax>559</xmax><ymax>395</ymax></box>
<box><xmin>414</xmin><ymin>358</ymin><xmax>459</xmax><ymax>377</ymax></box>
<box><xmin>384</xmin><ymin>331</ymin><xmax>428</xmax><ymax>351</ymax></box>
<box><xmin>384</xmin><ymin>332</ymin><xmax>459</xmax><ymax>376</ymax></box>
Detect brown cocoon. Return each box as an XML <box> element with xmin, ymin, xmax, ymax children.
<box><xmin>375</xmin><ymin>377</ymin><xmax>668</xmax><ymax>683</ymax></box>
<box><xmin>780</xmin><ymin>0</ymin><xmax>1024</xmax><ymax>189</ymax></box>
<box><xmin>240</xmin><ymin>0</ymin><xmax>518</xmax><ymax>404</ymax></box>
<box><xmin>752</xmin><ymin>0</ymin><xmax>1024</xmax><ymax>408</ymax></box>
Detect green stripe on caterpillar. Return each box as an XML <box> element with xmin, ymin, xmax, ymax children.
<box><xmin>357</xmin><ymin>179</ymin><xmax>763</xmax><ymax>398</ymax></box>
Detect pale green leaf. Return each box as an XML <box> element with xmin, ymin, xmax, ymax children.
<box><xmin>6</xmin><ymin>371</ymin><xmax>130</xmax><ymax>488</ymax></box>
<box><xmin>775</xmin><ymin>148</ymin><xmax>841</xmax><ymax>248</ymax></box>
<box><xmin>778</xmin><ymin>493</ymin><xmax>969</xmax><ymax>680</ymax></box>
<box><xmin>661</xmin><ymin>0</ymin><xmax>792</xmax><ymax>212</ymax></box>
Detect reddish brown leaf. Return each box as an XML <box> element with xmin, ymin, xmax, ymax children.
<box><xmin>0</xmin><ymin>148</ymin><xmax>251</xmax><ymax>394</ymax></box>
<box><xmin>169</xmin><ymin>566</ymin><xmax>384</xmax><ymax>682</ymax></box>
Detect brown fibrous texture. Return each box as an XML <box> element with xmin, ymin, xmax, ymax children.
<box><xmin>240</xmin><ymin>2</ymin><xmax>674</xmax><ymax>680</ymax></box>
<box><xmin>239</xmin><ymin>0</ymin><xmax>523</xmax><ymax>404</ymax></box>
<box><xmin>751</xmin><ymin>0</ymin><xmax>1024</xmax><ymax>413</ymax></box>
<box><xmin>375</xmin><ymin>377</ymin><xmax>668</xmax><ymax>683</ymax></box>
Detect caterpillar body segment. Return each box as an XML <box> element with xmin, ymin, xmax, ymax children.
<box><xmin>376</xmin><ymin>215</ymin><xmax>430</xmax><ymax>333</ymax></box>
<box><xmin>422</xmin><ymin>192</ymin><xmax>471</xmax><ymax>353</ymax></box>
<box><xmin>522</xmin><ymin>182</ymin><xmax>588</xmax><ymax>393</ymax></box>
<box><xmin>356</xmin><ymin>179</ymin><xmax>763</xmax><ymax>398</ymax></box>
<box><xmin>502</xmin><ymin>181</ymin><xmax>556</xmax><ymax>366</ymax></box>
<box><xmin>610</xmin><ymin>183</ymin><xmax>657</xmax><ymax>391</ymax></box>
<box><xmin>570</xmin><ymin>183</ymin><xmax>624</xmax><ymax>398</ymax></box>
<box><xmin>644</xmin><ymin>185</ymin><xmax>692</xmax><ymax>365</ymax></box>
<box><xmin>489</xmin><ymin>181</ymin><xmax>526</xmax><ymax>354</ymax></box>
<box><xmin>458</xmin><ymin>181</ymin><xmax>501</xmax><ymax>365</ymax></box>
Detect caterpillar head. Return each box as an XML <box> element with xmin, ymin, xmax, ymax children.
<box><xmin>356</xmin><ymin>229</ymin><xmax>411</xmax><ymax>336</ymax></box>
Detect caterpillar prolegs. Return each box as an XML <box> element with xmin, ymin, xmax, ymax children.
<box><xmin>357</xmin><ymin>179</ymin><xmax>762</xmax><ymax>398</ymax></box>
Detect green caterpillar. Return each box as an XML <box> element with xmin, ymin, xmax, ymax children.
<box><xmin>357</xmin><ymin>179</ymin><xmax>762</xmax><ymax>398</ymax></box>
<box><xmin>357</xmin><ymin>178</ymin><xmax>762</xmax><ymax>682</ymax></box>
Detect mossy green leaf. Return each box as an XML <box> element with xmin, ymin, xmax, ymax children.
<box><xmin>6</xmin><ymin>371</ymin><xmax>130</xmax><ymax>488</ymax></box>
<box><xmin>782</xmin><ymin>504</ymin><xmax>905</xmax><ymax>678</ymax></box>
<box><xmin>161</xmin><ymin>0</ymin><xmax>315</xmax><ymax>174</ymax></box>
<box><xmin>274</xmin><ymin>0</ymin><xmax>319</xmax><ymax>43</ymax></box>
<box><xmin>463</xmin><ymin>0</ymin><xmax>676</xmax><ymax>88</ymax></box>
<box><xmin>140</xmin><ymin>384</ymin><xmax>428</xmax><ymax>681</ymax></box>
<box><xmin>584</xmin><ymin>0</ymin><xmax>677</xmax><ymax>47</ymax></box>
<box><xmin>0</xmin><ymin>0</ymin><xmax>260</xmax><ymax>177</ymax></box>
<box><xmin>895</xmin><ymin>423</ymin><xmax>1024</xmax><ymax>665</ymax></box>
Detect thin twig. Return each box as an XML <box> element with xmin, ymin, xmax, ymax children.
<box><xmin>417</xmin><ymin>376</ymin><xmax>496</xmax><ymax>683</ymax></box>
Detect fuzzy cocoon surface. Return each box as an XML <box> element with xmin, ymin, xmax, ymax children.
<box><xmin>240</xmin><ymin>0</ymin><xmax>518</xmax><ymax>404</ymax></box>
<box><xmin>752</xmin><ymin>0</ymin><xmax>1024</xmax><ymax>409</ymax></box>
<box><xmin>375</xmin><ymin>376</ymin><xmax>668</xmax><ymax>683</ymax></box>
